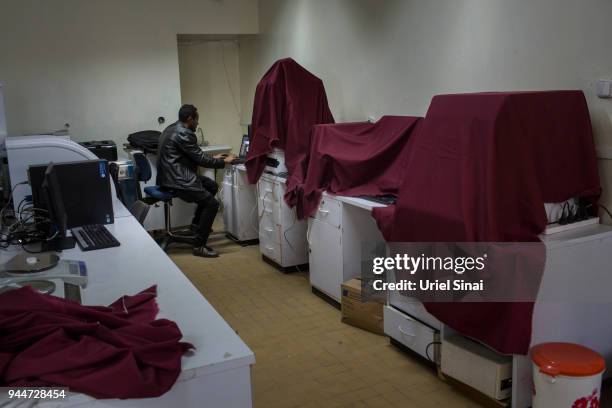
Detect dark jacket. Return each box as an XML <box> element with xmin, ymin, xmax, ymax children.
<box><xmin>156</xmin><ymin>122</ymin><xmax>225</xmax><ymax>191</ymax></box>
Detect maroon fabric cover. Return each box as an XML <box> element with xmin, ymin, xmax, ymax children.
<box><xmin>0</xmin><ymin>286</ymin><xmax>193</xmax><ymax>398</ymax></box>
<box><xmin>373</xmin><ymin>91</ymin><xmax>601</xmax><ymax>354</ymax></box>
<box><xmin>245</xmin><ymin>58</ymin><xmax>334</xmax><ymax>184</ymax></box>
<box><xmin>285</xmin><ymin>116</ymin><xmax>422</xmax><ymax>220</ymax></box>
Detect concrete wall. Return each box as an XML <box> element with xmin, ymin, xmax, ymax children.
<box><xmin>239</xmin><ymin>0</ymin><xmax>612</xmax><ymax>215</ymax></box>
<box><xmin>0</xmin><ymin>0</ymin><xmax>257</xmax><ymax>147</ymax></box>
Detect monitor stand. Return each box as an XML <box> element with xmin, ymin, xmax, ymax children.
<box><xmin>41</xmin><ymin>236</ymin><xmax>76</xmax><ymax>252</ymax></box>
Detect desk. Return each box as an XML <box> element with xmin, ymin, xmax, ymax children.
<box><xmin>200</xmin><ymin>145</ymin><xmax>232</xmax><ymax>181</ymax></box>
<box><xmin>308</xmin><ymin>192</ymin><xmax>386</xmax><ymax>303</ymax></box>
<box><xmin>383</xmin><ymin>222</ymin><xmax>612</xmax><ymax>408</ymax></box>
<box><xmin>2</xmin><ymin>210</ymin><xmax>255</xmax><ymax>407</ymax></box>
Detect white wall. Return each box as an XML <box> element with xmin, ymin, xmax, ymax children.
<box><xmin>178</xmin><ymin>40</ymin><xmax>244</xmax><ymax>152</ymax></box>
<box><xmin>239</xmin><ymin>0</ymin><xmax>612</xmax><ymax>214</ymax></box>
<box><xmin>0</xmin><ymin>0</ymin><xmax>257</xmax><ymax>146</ymax></box>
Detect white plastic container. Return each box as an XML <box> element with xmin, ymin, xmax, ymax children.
<box><xmin>531</xmin><ymin>342</ymin><xmax>605</xmax><ymax>408</ymax></box>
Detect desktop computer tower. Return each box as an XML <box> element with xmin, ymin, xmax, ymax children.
<box><xmin>29</xmin><ymin>159</ymin><xmax>114</xmax><ymax>228</ymax></box>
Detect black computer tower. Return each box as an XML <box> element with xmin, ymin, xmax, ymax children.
<box><xmin>29</xmin><ymin>159</ymin><xmax>114</xmax><ymax>228</ymax></box>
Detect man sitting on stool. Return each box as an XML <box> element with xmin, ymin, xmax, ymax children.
<box><xmin>156</xmin><ymin>104</ymin><xmax>235</xmax><ymax>257</ymax></box>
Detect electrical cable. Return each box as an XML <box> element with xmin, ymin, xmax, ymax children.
<box><xmin>0</xmin><ymin>181</ymin><xmax>28</xmax><ymax>228</ymax></box>
<box><xmin>425</xmin><ymin>341</ymin><xmax>442</xmax><ymax>363</ymax></box>
<box><xmin>598</xmin><ymin>203</ymin><xmax>612</xmax><ymax>222</ymax></box>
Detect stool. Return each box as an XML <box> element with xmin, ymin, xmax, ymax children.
<box><xmin>144</xmin><ymin>185</ymin><xmax>196</xmax><ymax>251</ymax></box>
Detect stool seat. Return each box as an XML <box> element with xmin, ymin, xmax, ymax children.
<box><xmin>144</xmin><ymin>185</ymin><xmax>174</xmax><ymax>202</ymax></box>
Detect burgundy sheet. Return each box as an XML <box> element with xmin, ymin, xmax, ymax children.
<box><xmin>373</xmin><ymin>91</ymin><xmax>601</xmax><ymax>354</ymax></box>
<box><xmin>285</xmin><ymin>116</ymin><xmax>421</xmax><ymax>219</ymax></box>
<box><xmin>0</xmin><ymin>286</ymin><xmax>193</xmax><ymax>398</ymax></box>
<box><xmin>245</xmin><ymin>58</ymin><xmax>334</xmax><ymax>184</ymax></box>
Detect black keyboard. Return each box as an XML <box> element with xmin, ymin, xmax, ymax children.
<box><xmin>359</xmin><ymin>194</ymin><xmax>397</xmax><ymax>205</ymax></box>
<box><xmin>71</xmin><ymin>224</ymin><xmax>120</xmax><ymax>251</ymax></box>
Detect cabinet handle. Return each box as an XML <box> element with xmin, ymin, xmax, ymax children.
<box><xmin>398</xmin><ymin>326</ymin><xmax>416</xmax><ymax>338</ymax></box>
<box><xmin>318</xmin><ymin>209</ymin><xmax>330</xmax><ymax>215</ymax></box>
<box><xmin>264</xmin><ymin>227</ymin><xmax>274</xmax><ymax>233</ymax></box>
<box><xmin>265</xmin><ymin>245</ymin><xmax>274</xmax><ymax>251</ymax></box>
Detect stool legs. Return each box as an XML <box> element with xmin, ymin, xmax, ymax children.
<box><xmin>158</xmin><ymin>199</ymin><xmax>197</xmax><ymax>252</ymax></box>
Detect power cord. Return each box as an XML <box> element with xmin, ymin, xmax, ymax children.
<box><xmin>598</xmin><ymin>203</ymin><xmax>612</xmax><ymax>222</ymax></box>
<box><xmin>425</xmin><ymin>341</ymin><xmax>442</xmax><ymax>363</ymax></box>
<box><xmin>0</xmin><ymin>181</ymin><xmax>28</xmax><ymax>228</ymax></box>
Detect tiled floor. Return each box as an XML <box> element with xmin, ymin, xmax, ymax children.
<box><xmin>169</xmin><ymin>230</ymin><xmax>612</xmax><ymax>408</ymax></box>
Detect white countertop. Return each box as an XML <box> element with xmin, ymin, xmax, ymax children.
<box><xmin>325</xmin><ymin>192</ymin><xmax>388</xmax><ymax>211</ymax></box>
<box><xmin>200</xmin><ymin>145</ymin><xmax>232</xmax><ymax>154</ymax></box>
<box><xmin>0</xmin><ymin>215</ymin><xmax>254</xmax><ymax>405</ymax></box>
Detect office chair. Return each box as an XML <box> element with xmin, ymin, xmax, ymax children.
<box><xmin>109</xmin><ymin>162</ymin><xmax>126</xmax><ymax>203</ymax></box>
<box><xmin>132</xmin><ymin>152</ymin><xmax>195</xmax><ymax>251</ymax></box>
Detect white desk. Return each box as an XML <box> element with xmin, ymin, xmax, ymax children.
<box><xmin>311</xmin><ymin>193</ymin><xmax>612</xmax><ymax>407</ymax></box>
<box><xmin>200</xmin><ymin>145</ymin><xmax>232</xmax><ymax>182</ymax></box>
<box><xmin>382</xmin><ymin>221</ymin><xmax>612</xmax><ymax>408</ymax></box>
<box><xmin>1</xmin><ymin>212</ymin><xmax>255</xmax><ymax>407</ymax></box>
<box><xmin>200</xmin><ymin>145</ymin><xmax>232</xmax><ymax>155</ymax></box>
<box><xmin>308</xmin><ymin>192</ymin><xmax>386</xmax><ymax>302</ymax></box>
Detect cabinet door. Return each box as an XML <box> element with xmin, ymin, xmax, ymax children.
<box><xmin>308</xmin><ymin>218</ymin><xmax>343</xmax><ymax>301</ymax></box>
<box><xmin>221</xmin><ymin>181</ymin><xmax>234</xmax><ymax>235</ymax></box>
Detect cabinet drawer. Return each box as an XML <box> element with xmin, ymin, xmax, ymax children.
<box><xmin>258</xmin><ymin>177</ymin><xmax>280</xmax><ymax>202</ymax></box>
<box><xmin>259</xmin><ymin>218</ymin><xmax>280</xmax><ymax>245</ymax></box>
<box><xmin>312</xmin><ymin>195</ymin><xmax>341</xmax><ymax>228</ymax></box>
<box><xmin>384</xmin><ymin>305</ymin><xmax>439</xmax><ymax>362</ymax></box>
<box><xmin>259</xmin><ymin>234</ymin><xmax>282</xmax><ymax>263</ymax></box>
<box><xmin>259</xmin><ymin>197</ymin><xmax>280</xmax><ymax>230</ymax></box>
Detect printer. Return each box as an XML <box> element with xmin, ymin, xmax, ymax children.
<box><xmin>264</xmin><ymin>148</ymin><xmax>288</xmax><ymax>177</ymax></box>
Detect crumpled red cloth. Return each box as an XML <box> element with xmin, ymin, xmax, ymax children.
<box><xmin>285</xmin><ymin>116</ymin><xmax>422</xmax><ymax>219</ymax></box>
<box><xmin>0</xmin><ymin>285</ymin><xmax>193</xmax><ymax>399</ymax></box>
<box><xmin>373</xmin><ymin>91</ymin><xmax>601</xmax><ymax>355</ymax></box>
<box><xmin>245</xmin><ymin>58</ymin><xmax>334</xmax><ymax>184</ymax></box>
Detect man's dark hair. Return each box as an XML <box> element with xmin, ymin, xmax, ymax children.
<box><xmin>178</xmin><ymin>104</ymin><xmax>198</xmax><ymax>122</ymax></box>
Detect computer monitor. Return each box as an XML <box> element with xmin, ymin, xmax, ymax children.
<box><xmin>41</xmin><ymin>163</ymin><xmax>76</xmax><ymax>250</ymax></box>
<box><xmin>239</xmin><ymin>135</ymin><xmax>250</xmax><ymax>159</ymax></box>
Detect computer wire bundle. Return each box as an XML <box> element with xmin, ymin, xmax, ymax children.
<box><xmin>0</xmin><ymin>194</ymin><xmax>56</xmax><ymax>252</ymax></box>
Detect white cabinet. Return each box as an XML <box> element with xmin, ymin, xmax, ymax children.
<box><xmin>308</xmin><ymin>218</ymin><xmax>342</xmax><ymax>299</ymax></box>
<box><xmin>222</xmin><ymin>165</ymin><xmax>258</xmax><ymax>243</ymax></box>
<box><xmin>384</xmin><ymin>305</ymin><xmax>439</xmax><ymax>362</ymax></box>
<box><xmin>308</xmin><ymin>194</ymin><xmax>385</xmax><ymax>303</ymax></box>
<box><xmin>257</xmin><ymin>173</ymin><xmax>308</xmax><ymax>268</ymax></box>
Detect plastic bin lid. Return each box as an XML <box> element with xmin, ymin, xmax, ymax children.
<box><xmin>531</xmin><ymin>342</ymin><xmax>605</xmax><ymax>377</ymax></box>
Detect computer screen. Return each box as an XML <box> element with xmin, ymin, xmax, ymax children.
<box><xmin>239</xmin><ymin>135</ymin><xmax>250</xmax><ymax>158</ymax></box>
<box><xmin>41</xmin><ymin>163</ymin><xmax>72</xmax><ymax>250</ymax></box>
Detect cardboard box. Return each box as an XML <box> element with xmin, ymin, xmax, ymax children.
<box><xmin>341</xmin><ymin>278</ymin><xmax>384</xmax><ymax>335</ymax></box>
